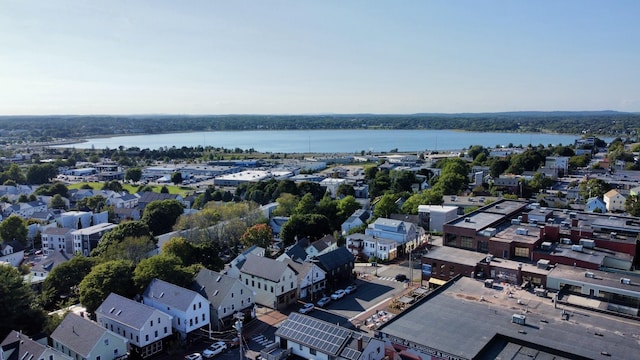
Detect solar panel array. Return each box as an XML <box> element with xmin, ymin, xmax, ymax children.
<box><xmin>341</xmin><ymin>347</ymin><xmax>362</xmax><ymax>360</ymax></box>
<box><xmin>277</xmin><ymin>313</ymin><xmax>350</xmax><ymax>355</ymax></box>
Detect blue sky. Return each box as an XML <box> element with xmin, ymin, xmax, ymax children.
<box><xmin>1</xmin><ymin>0</ymin><xmax>639</xmax><ymax>115</ymax></box>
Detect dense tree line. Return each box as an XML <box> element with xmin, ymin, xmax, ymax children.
<box><xmin>2</xmin><ymin>112</ymin><xmax>639</xmax><ymax>143</ymax></box>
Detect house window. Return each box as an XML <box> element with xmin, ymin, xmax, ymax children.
<box><xmin>245</xmin><ymin>279</ymin><xmax>248</xmax><ymax>285</ymax></box>
<box><xmin>310</xmin><ymin>348</ymin><xmax>316</xmax><ymax>355</ymax></box>
<box><xmin>97</xmin><ymin>357</ymin><xmax>101</xmax><ymax>360</ymax></box>
<box><xmin>195</xmin><ymin>316</ymin><xmax>199</xmax><ymax>324</ymax></box>
<box><xmin>258</xmin><ymin>283</ymin><xmax>261</xmax><ymax>289</ymax></box>
<box><xmin>252</xmin><ymin>280</ymin><xmax>255</xmax><ymax>287</ymax></box>
<box><xmin>202</xmin><ymin>314</ymin><xmax>205</xmax><ymax>321</ymax></box>
<box><xmin>155</xmin><ymin>330</ymin><xmax>158</xmax><ymax>338</ymax></box>
<box><xmin>178</xmin><ymin>318</ymin><xmax>181</xmax><ymax>325</ymax></box>
<box><xmin>158</xmin><ymin>317</ymin><xmax>161</xmax><ymax>323</ymax></box>
<box><xmin>164</xmin><ymin>327</ymin><xmax>168</xmax><ymax>334</ymax></box>
<box><xmin>199</xmin><ymin>302</ymin><xmax>202</xmax><ymax>308</ymax></box>
<box><xmin>271</xmin><ymin>286</ymin><xmax>274</xmax><ymax>293</ymax></box>
<box><xmin>145</xmin><ymin>334</ymin><xmax>149</xmax><ymax>341</ymax></box>
<box><xmin>190</xmin><ymin>319</ymin><xmax>193</xmax><ymax>326</ymax></box>
<box><xmin>104</xmin><ymin>339</ymin><xmax>109</xmax><ymax>346</ymax></box>
<box><xmin>150</xmin><ymin>320</ymin><xmax>153</xmax><ymax>326</ymax></box>
<box><xmin>193</xmin><ymin>304</ymin><xmax>196</xmax><ymax>311</ymax></box>
<box><xmin>241</xmin><ymin>289</ymin><xmax>243</xmax><ymax>295</ymax></box>
<box><xmin>136</xmin><ymin>336</ymin><xmax>139</xmax><ymax>342</ymax></box>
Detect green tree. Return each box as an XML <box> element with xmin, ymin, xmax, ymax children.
<box><xmin>240</xmin><ymin>223</ymin><xmax>274</xmax><ymax>250</ymax></box>
<box><xmin>125</xmin><ymin>167</ymin><xmax>143</xmax><ymax>183</ymax></box>
<box><xmin>336</xmin><ymin>195</ymin><xmax>362</xmax><ymax>223</ymax></box>
<box><xmin>0</xmin><ymin>265</ymin><xmax>46</xmax><ymax>338</ymax></box>
<box><xmin>79</xmin><ymin>260</ymin><xmax>136</xmax><ymax>314</ymax></box>
<box><xmin>336</xmin><ymin>183</ymin><xmax>355</xmax><ymax>198</ymax></box>
<box><xmin>401</xmin><ymin>190</ymin><xmax>444</xmax><ymax>214</ymax></box>
<box><xmin>625</xmin><ymin>195</ymin><xmax>640</xmax><ymax>217</ymax></box>
<box><xmin>391</xmin><ymin>170</ymin><xmax>416</xmax><ymax>193</ymax></box>
<box><xmin>3</xmin><ymin>164</ymin><xmax>25</xmax><ymax>184</ymax></box>
<box><xmin>273</xmin><ymin>193</ymin><xmax>300</xmax><ymax>216</ymax></box>
<box><xmin>49</xmin><ymin>194</ymin><xmax>67</xmax><ymax>209</ymax></box>
<box><xmin>41</xmin><ymin>256</ymin><xmax>95</xmax><ymax>309</ymax></box>
<box><xmin>294</xmin><ymin>193</ymin><xmax>317</xmax><ymax>215</ymax></box>
<box><xmin>160</xmin><ymin>185</ymin><xmax>169</xmax><ymax>194</ymax></box>
<box><xmin>99</xmin><ymin>236</ymin><xmax>156</xmax><ymax>264</ymax></box>
<box><xmin>171</xmin><ymin>172</ymin><xmax>183</xmax><ymax>185</ymax></box>
<box><xmin>101</xmin><ymin>180</ymin><xmax>123</xmax><ymax>192</ymax></box>
<box><xmin>26</xmin><ymin>163</ymin><xmax>58</xmax><ymax>184</ymax></box>
<box><xmin>92</xmin><ymin>221</ymin><xmax>153</xmax><ymax>257</ymax></box>
<box><xmin>142</xmin><ymin>199</ymin><xmax>185</xmax><ymax>236</ymax></box>
<box><xmin>579</xmin><ymin>178</ymin><xmax>611</xmax><ymax>200</ymax></box>
<box><xmin>280</xmin><ymin>214</ymin><xmax>332</xmax><ymax>247</ymax></box>
<box><xmin>374</xmin><ymin>193</ymin><xmax>399</xmax><ymax>218</ymax></box>
<box><xmin>0</xmin><ymin>214</ymin><xmax>28</xmax><ymax>245</ymax></box>
<box><xmin>133</xmin><ymin>254</ymin><xmax>195</xmax><ymax>291</ymax></box>
<box><xmin>433</xmin><ymin>172</ymin><xmax>467</xmax><ymax>195</ymax></box>
<box><xmin>76</xmin><ymin>195</ymin><xmax>107</xmax><ymax>212</ymax></box>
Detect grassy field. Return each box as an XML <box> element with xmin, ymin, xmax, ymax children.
<box><xmin>67</xmin><ymin>182</ymin><xmax>195</xmax><ymax>197</ymax></box>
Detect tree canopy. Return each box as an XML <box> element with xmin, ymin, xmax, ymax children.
<box><xmin>142</xmin><ymin>199</ymin><xmax>185</xmax><ymax>236</ymax></box>
<box><xmin>79</xmin><ymin>260</ymin><xmax>136</xmax><ymax>314</ymax></box>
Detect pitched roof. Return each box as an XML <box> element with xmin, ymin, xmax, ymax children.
<box><xmin>311</xmin><ymin>235</ymin><xmax>336</xmax><ymax>252</ymax></box>
<box><xmin>97</xmin><ymin>293</ymin><xmax>164</xmax><ymax>330</ymax></box>
<box><xmin>315</xmin><ymin>247</ymin><xmax>354</xmax><ymax>271</ymax></box>
<box><xmin>285</xmin><ymin>242</ymin><xmax>308</xmax><ymax>262</ymax></box>
<box><xmin>604</xmin><ymin>189</ymin><xmax>622</xmax><ymax>198</ymax></box>
<box><xmin>192</xmin><ymin>268</ymin><xmax>242</xmax><ymax>309</ymax></box>
<box><xmin>137</xmin><ymin>191</ymin><xmax>178</xmax><ymax>204</ymax></box>
<box><xmin>0</xmin><ymin>330</ymin><xmax>55</xmax><ymax>360</ymax></box>
<box><xmin>30</xmin><ymin>250</ymin><xmax>72</xmax><ymax>273</ymax></box>
<box><xmin>51</xmin><ymin>313</ymin><xmax>108</xmax><ymax>358</ymax></box>
<box><xmin>240</xmin><ymin>254</ymin><xmax>294</xmax><ymax>282</ymax></box>
<box><xmin>283</xmin><ymin>259</ymin><xmax>315</xmax><ymax>283</ymax></box>
<box><xmin>143</xmin><ymin>278</ymin><xmax>203</xmax><ymax>312</ymax></box>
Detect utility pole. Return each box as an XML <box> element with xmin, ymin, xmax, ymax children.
<box><xmin>233</xmin><ymin>312</ymin><xmax>244</xmax><ymax>360</ymax></box>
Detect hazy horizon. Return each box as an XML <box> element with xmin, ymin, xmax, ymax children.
<box><xmin>2</xmin><ymin>1</ymin><xmax>639</xmax><ymax>115</ymax></box>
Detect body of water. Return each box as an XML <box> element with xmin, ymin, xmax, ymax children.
<box><xmin>58</xmin><ymin>129</ymin><xmax>589</xmax><ymax>153</ymax></box>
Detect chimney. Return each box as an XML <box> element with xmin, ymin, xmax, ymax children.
<box><xmin>357</xmin><ymin>336</ymin><xmax>363</xmax><ymax>351</ymax></box>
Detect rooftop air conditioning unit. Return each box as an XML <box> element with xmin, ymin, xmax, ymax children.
<box><xmin>465</xmin><ymin>218</ymin><xmax>471</xmax><ymax>222</ymax></box>
<box><xmin>512</xmin><ymin>314</ymin><xmax>526</xmax><ymax>325</ymax></box>
<box><xmin>585</xmin><ymin>272</ymin><xmax>595</xmax><ymax>278</ymax></box>
<box><xmin>571</xmin><ymin>244</ymin><xmax>583</xmax><ymax>252</ymax></box>
<box><xmin>620</xmin><ymin>278</ymin><xmax>631</xmax><ymax>285</ymax></box>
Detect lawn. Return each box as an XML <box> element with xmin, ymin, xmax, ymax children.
<box><xmin>67</xmin><ymin>182</ymin><xmax>194</xmax><ymax>197</ymax></box>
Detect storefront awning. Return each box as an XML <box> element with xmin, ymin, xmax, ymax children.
<box><xmin>428</xmin><ymin>277</ymin><xmax>447</xmax><ymax>286</ymax></box>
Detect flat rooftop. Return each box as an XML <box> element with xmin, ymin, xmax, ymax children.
<box><xmin>377</xmin><ymin>277</ymin><xmax>640</xmax><ymax>359</ymax></box>
<box><xmin>492</xmin><ymin>224</ymin><xmax>541</xmax><ymax>245</ymax></box>
<box><xmin>549</xmin><ymin>264</ymin><xmax>640</xmax><ymax>294</ymax></box>
<box><xmin>423</xmin><ymin>246</ymin><xmax>488</xmax><ymax>267</ymax></box>
<box><xmin>447</xmin><ymin>212</ymin><xmax>503</xmax><ymax>231</ymax></box>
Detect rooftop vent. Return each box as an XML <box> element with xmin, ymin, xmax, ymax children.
<box><xmin>585</xmin><ymin>272</ymin><xmax>595</xmax><ymax>278</ymax></box>
<box><xmin>620</xmin><ymin>278</ymin><xmax>631</xmax><ymax>285</ymax></box>
<box><xmin>512</xmin><ymin>314</ymin><xmax>526</xmax><ymax>325</ymax></box>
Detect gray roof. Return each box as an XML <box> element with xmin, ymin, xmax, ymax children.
<box><xmin>316</xmin><ymin>247</ymin><xmax>354</xmax><ymax>271</ymax></box>
<box><xmin>284</xmin><ymin>259</ymin><xmax>314</xmax><ymax>283</ymax></box>
<box><xmin>241</xmin><ymin>254</ymin><xmax>294</xmax><ymax>282</ymax></box>
<box><xmin>1</xmin><ymin>330</ymin><xmax>53</xmax><ymax>360</ymax></box>
<box><xmin>97</xmin><ymin>293</ymin><xmax>163</xmax><ymax>330</ymax></box>
<box><xmin>30</xmin><ymin>250</ymin><xmax>72</xmax><ymax>273</ymax></box>
<box><xmin>192</xmin><ymin>268</ymin><xmax>240</xmax><ymax>309</ymax></box>
<box><xmin>378</xmin><ymin>277</ymin><xmax>640</xmax><ymax>359</ymax></box>
<box><xmin>143</xmin><ymin>278</ymin><xmax>203</xmax><ymax>312</ymax></box>
<box><xmin>51</xmin><ymin>313</ymin><xmax>108</xmax><ymax>358</ymax></box>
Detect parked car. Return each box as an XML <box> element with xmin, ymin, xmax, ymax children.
<box><xmin>345</xmin><ymin>284</ymin><xmax>357</xmax><ymax>294</ymax></box>
<box><xmin>330</xmin><ymin>289</ymin><xmax>346</xmax><ymax>300</ymax></box>
<box><xmin>203</xmin><ymin>341</ymin><xmax>227</xmax><ymax>358</ymax></box>
<box><xmin>395</xmin><ymin>274</ymin><xmax>408</xmax><ymax>282</ymax></box>
<box><xmin>185</xmin><ymin>353</ymin><xmax>203</xmax><ymax>360</ymax></box>
<box><xmin>299</xmin><ymin>303</ymin><xmax>315</xmax><ymax>314</ymax></box>
<box><xmin>317</xmin><ymin>296</ymin><xmax>331</xmax><ymax>308</ymax></box>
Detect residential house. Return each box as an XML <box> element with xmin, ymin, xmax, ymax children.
<box><xmin>192</xmin><ymin>268</ymin><xmax>255</xmax><ymax>331</ymax></box>
<box><xmin>109</xmin><ymin>193</ymin><xmax>138</xmax><ymax>209</ymax></box>
<box><xmin>0</xmin><ymin>240</ymin><xmax>25</xmax><ymax>267</ymax></box>
<box><xmin>283</xmin><ymin>239</ymin><xmax>310</xmax><ymax>263</ymax></box>
<box><xmin>2</xmin><ymin>200</ymin><xmax>48</xmax><ymax>219</ymax></box>
<box><xmin>341</xmin><ymin>209</ymin><xmax>370</xmax><ymax>235</ymax></box>
<box><xmin>142</xmin><ymin>278</ymin><xmax>211</xmax><ymax>340</ymax></box>
<box><xmin>604</xmin><ymin>189</ymin><xmax>626</xmax><ymax>212</ymax></box>
<box><xmin>71</xmin><ymin>223</ymin><xmax>117</xmax><ymax>256</ymax></box>
<box><xmin>51</xmin><ymin>313</ymin><xmax>128</xmax><ymax>360</ymax></box>
<box><xmin>269</xmin><ymin>216</ymin><xmax>289</xmax><ymax>236</ymax></box>
<box><xmin>585</xmin><ymin>197</ymin><xmax>607</xmax><ymax>213</ymax></box>
<box><xmin>226</xmin><ymin>246</ymin><xmax>266</xmax><ymax>278</ymax></box>
<box><xmin>1</xmin><ymin>330</ymin><xmax>71</xmax><ymax>360</ymax></box>
<box><xmin>96</xmin><ymin>293</ymin><xmax>172</xmax><ymax>358</ymax></box>
<box><xmin>41</xmin><ymin>227</ymin><xmax>74</xmax><ymax>255</ymax></box>
<box><xmin>275</xmin><ymin>313</ymin><xmax>385</xmax><ymax>360</ymax></box>
<box><xmin>365</xmin><ymin>217</ymin><xmax>423</xmax><ymax>257</ymax></box>
<box><xmin>112</xmin><ymin>207</ymin><xmax>141</xmax><ymax>223</ymax></box>
<box><xmin>315</xmin><ymin>247</ymin><xmax>355</xmax><ymax>289</ymax></box>
<box><xmin>306</xmin><ymin>235</ymin><xmax>338</xmax><ymax>259</ymax></box>
<box><xmin>29</xmin><ymin>250</ymin><xmax>72</xmax><ymax>286</ymax></box>
<box><xmin>236</xmin><ymin>254</ymin><xmax>298</xmax><ymax>310</ymax></box>
<box><xmin>283</xmin><ymin>258</ymin><xmax>326</xmax><ymax>301</ymax></box>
